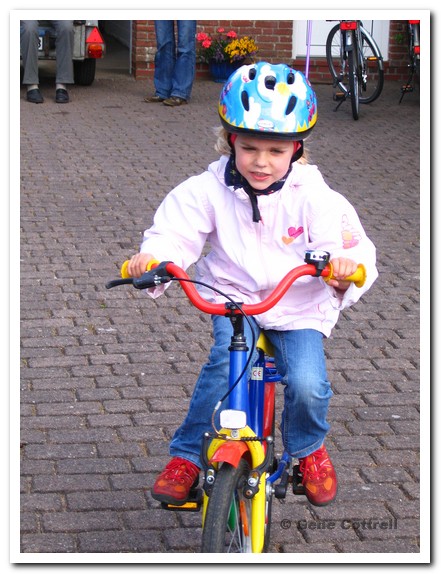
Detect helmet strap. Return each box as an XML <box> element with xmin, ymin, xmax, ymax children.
<box><xmin>292</xmin><ymin>141</ymin><xmax>303</xmax><ymax>163</ymax></box>
<box><xmin>224</xmin><ymin>136</ymin><xmax>303</xmax><ymax>223</ymax></box>
<box><xmin>224</xmin><ymin>152</ymin><xmax>294</xmax><ymax>223</ymax></box>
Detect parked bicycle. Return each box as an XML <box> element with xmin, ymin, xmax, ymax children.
<box><xmin>326</xmin><ymin>20</ymin><xmax>384</xmax><ymax>120</ymax></box>
<box><xmin>399</xmin><ymin>20</ymin><xmax>420</xmax><ymax>103</ymax></box>
<box><xmin>106</xmin><ymin>250</ymin><xmax>366</xmax><ymax>553</ymax></box>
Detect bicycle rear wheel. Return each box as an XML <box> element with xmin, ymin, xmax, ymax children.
<box><xmin>326</xmin><ymin>24</ymin><xmax>384</xmax><ymax>104</ymax></box>
<box><xmin>201</xmin><ymin>458</ymin><xmax>269</xmax><ymax>553</ymax></box>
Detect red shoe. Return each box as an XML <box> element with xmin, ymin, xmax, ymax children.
<box><xmin>152</xmin><ymin>457</ymin><xmax>200</xmax><ymax>505</ymax></box>
<box><xmin>299</xmin><ymin>445</ymin><xmax>337</xmax><ymax>506</ymax></box>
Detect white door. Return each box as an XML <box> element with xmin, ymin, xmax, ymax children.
<box><xmin>293</xmin><ymin>20</ymin><xmax>390</xmax><ymax>60</ymax></box>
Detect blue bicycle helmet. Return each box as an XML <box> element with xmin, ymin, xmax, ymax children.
<box><xmin>219</xmin><ymin>62</ymin><xmax>317</xmax><ymax>140</ymax></box>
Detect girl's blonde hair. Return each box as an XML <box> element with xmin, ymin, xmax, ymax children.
<box><xmin>214</xmin><ymin>127</ymin><xmax>310</xmax><ymax>164</ymax></box>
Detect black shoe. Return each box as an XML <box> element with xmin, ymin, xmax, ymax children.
<box><xmin>26</xmin><ymin>88</ymin><xmax>44</xmax><ymax>104</ymax></box>
<box><xmin>55</xmin><ymin>88</ymin><xmax>69</xmax><ymax>104</ymax></box>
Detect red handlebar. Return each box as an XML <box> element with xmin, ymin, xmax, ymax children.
<box><xmin>118</xmin><ymin>257</ymin><xmax>366</xmax><ymax>316</ymax></box>
<box><xmin>161</xmin><ymin>262</ymin><xmax>364</xmax><ymax>317</ymax></box>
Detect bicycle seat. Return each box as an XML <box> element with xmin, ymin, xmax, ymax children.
<box><xmin>256</xmin><ymin>333</ymin><xmax>275</xmax><ymax>357</ymax></box>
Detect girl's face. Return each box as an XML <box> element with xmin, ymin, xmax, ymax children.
<box><xmin>233</xmin><ymin>135</ymin><xmax>295</xmax><ymax>190</ymax></box>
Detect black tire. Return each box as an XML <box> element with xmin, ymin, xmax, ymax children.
<box><xmin>201</xmin><ymin>459</ymin><xmax>255</xmax><ymax>553</ymax></box>
<box><xmin>358</xmin><ymin>28</ymin><xmax>384</xmax><ymax>104</ymax></box>
<box><xmin>73</xmin><ymin>58</ymin><xmax>96</xmax><ymax>86</ymax></box>
<box><xmin>326</xmin><ymin>24</ymin><xmax>349</xmax><ymax>95</ymax></box>
<box><xmin>348</xmin><ymin>47</ymin><xmax>360</xmax><ymax>120</ymax></box>
<box><xmin>408</xmin><ymin>23</ymin><xmax>420</xmax><ymax>80</ymax></box>
<box><xmin>263</xmin><ymin>481</ymin><xmax>273</xmax><ymax>552</ymax></box>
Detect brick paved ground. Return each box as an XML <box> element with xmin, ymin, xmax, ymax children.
<box><xmin>18</xmin><ymin>52</ymin><xmax>424</xmax><ymax>561</ymax></box>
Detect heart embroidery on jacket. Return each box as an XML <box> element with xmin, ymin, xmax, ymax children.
<box><xmin>282</xmin><ymin>226</ymin><xmax>304</xmax><ymax>244</ymax></box>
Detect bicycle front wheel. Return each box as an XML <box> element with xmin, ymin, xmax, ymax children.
<box><xmin>201</xmin><ymin>459</ymin><xmax>265</xmax><ymax>553</ymax></box>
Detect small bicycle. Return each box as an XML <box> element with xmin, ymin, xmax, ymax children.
<box><xmin>106</xmin><ymin>250</ymin><xmax>366</xmax><ymax>553</ymax></box>
<box><xmin>326</xmin><ymin>20</ymin><xmax>384</xmax><ymax>120</ymax></box>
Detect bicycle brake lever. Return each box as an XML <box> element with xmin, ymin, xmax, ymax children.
<box><xmin>132</xmin><ymin>261</ymin><xmax>173</xmax><ymax>290</ymax></box>
<box><xmin>105</xmin><ymin>278</ymin><xmax>134</xmax><ymax>289</ymax></box>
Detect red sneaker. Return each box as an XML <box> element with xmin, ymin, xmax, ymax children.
<box><xmin>152</xmin><ymin>457</ymin><xmax>200</xmax><ymax>505</ymax></box>
<box><xmin>299</xmin><ymin>445</ymin><xmax>337</xmax><ymax>506</ymax></box>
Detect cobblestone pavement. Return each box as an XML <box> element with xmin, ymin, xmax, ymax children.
<box><xmin>18</xmin><ymin>54</ymin><xmax>423</xmax><ymax>561</ymax></box>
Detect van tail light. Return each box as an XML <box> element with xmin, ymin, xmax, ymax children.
<box><xmin>86</xmin><ymin>27</ymin><xmax>106</xmax><ymax>59</ymax></box>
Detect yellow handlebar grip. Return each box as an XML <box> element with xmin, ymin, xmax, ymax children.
<box><xmin>120</xmin><ymin>260</ymin><xmax>131</xmax><ymax>279</ymax></box>
<box><xmin>120</xmin><ymin>259</ymin><xmax>161</xmax><ymax>279</ymax></box>
<box><xmin>346</xmin><ymin>264</ymin><xmax>366</xmax><ymax>287</ymax></box>
<box><xmin>146</xmin><ymin>259</ymin><xmax>160</xmax><ymax>271</ymax></box>
<box><xmin>325</xmin><ymin>263</ymin><xmax>366</xmax><ymax>288</ymax></box>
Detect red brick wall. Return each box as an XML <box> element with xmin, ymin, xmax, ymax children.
<box><xmin>131</xmin><ymin>20</ymin><xmax>412</xmax><ymax>83</ymax></box>
<box><xmin>385</xmin><ymin>20</ymin><xmax>413</xmax><ymax>81</ymax></box>
<box><xmin>131</xmin><ymin>20</ymin><xmax>294</xmax><ymax>79</ymax></box>
<box><xmin>131</xmin><ymin>20</ymin><xmax>156</xmax><ymax>78</ymax></box>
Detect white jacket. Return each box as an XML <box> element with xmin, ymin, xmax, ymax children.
<box><xmin>140</xmin><ymin>155</ymin><xmax>378</xmax><ymax>337</ymax></box>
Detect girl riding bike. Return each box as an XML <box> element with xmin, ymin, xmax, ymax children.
<box><xmin>127</xmin><ymin>62</ymin><xmax>378</xmax><ymax>508</ymax></box>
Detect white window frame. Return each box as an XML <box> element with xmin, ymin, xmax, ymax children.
<box><xmin>293</xmin><ymin>20</ymin><xmax>390</xmax><ymax>61</ymax></box>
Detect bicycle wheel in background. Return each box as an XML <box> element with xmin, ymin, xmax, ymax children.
<box><xmin>358</xmin><ymin>26</ymin><xmax>384</xmax><ymax>103</ymax></box>
<box><xmin>201</xmin><ymin>459</ymin><xmax>265</xmax><ymax>553</ymax></box>
<box><xmin>408</xmin><ymin>21</ymin><xmax>420</xmax><ymax>77</ymax></box>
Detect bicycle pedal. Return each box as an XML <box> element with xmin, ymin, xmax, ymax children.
<box><xmin>274</xmin><ymin>469</ymin><xmax>290</xmax><ymax>499</ymax></box>
<box><xmin>292</xmin><ymin>464</ymin><xmax>306</xmax><ymax>496</ymax></box>
<box><xmin>160</xmin><ymin>488</ymin><xmax>203</xmax><ymax>512</ymax></box>
<box><xmin>401</xmin><ymin>84</ymin><xmax>414</xmax><ymax>93</ymax></box>
<box><xmin>333</xmin><ymin>92</ymin><xmax>346</xmax><ymax>101</ymax></box>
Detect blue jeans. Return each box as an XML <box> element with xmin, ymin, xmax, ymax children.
<box><xmin>154</xmin><ymin>21</ymin><xmax>197</xmax><ymax>100</ymax></box>
<box><xmin>170</xmin><ymin>315</ymin><xmax>333</xmax><ymax>467</ymax></box>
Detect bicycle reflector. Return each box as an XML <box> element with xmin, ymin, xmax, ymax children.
<box><xmin>220</xmin><ymin>409</ymin><xmax>247</xmax><ymax>430</ymax></box>
<box><xmin>340</xmin><ymin>21</ymin><xmax>358</xmax><ymax>30</ymax></box>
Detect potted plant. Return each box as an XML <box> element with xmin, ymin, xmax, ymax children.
<box><xmin>196</xmin><ymin>27</ymin><xmax>259</xmax><ymax>82</ymax></box>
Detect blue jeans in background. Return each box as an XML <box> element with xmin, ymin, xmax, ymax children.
<box><xmin>154</xmin><ymin>20</ymin><xmax>197</xmax><ymax>101</ymax></box>
<box><xmin>169</xmin><ymin>315</ymin><xmax>333</xmax><ymax>467</ymax></box>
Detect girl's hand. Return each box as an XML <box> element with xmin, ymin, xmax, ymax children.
<box><xmin>127</xmin><ymin>253</ymin><xmax>156</xmax><ymax>278</ymax></box>
<box><xmin>328</xmin><ymin>257</ymin><xmax>358</xmax><ymax>292</ymax></box>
